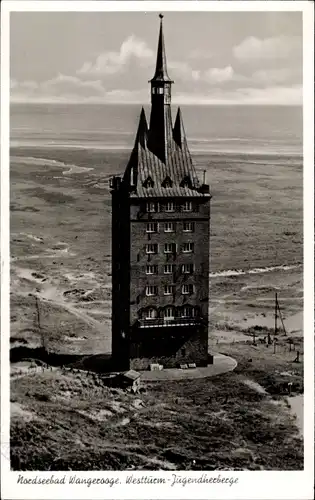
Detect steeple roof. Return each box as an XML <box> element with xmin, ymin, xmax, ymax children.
<box><xmin>150</xmin><ymin>14</ymin><xmax>173</xmax><ymax>83</ymax></box>
<box><xmin>121</xmin><ymin>15</ymin><xmax>210</xmax><ymax>199</ymax></box>
<box><xmin>173</xmin><ymin>107</ymin><xmax>187</xmax><ymax>148</ymax></box>
<box><xmin>134</xmin><ymin>107</ymin><xmax>148</xmax><ymax>148</ymax></box>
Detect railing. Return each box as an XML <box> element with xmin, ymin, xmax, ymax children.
<box><xmin>138</xmin><ymin>317</ymin><xmax>202</xmax><ymax>328</ymax></box>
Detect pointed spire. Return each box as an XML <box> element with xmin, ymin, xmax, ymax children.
<box><xmin>134</xmin><ymin>107</ymin><xmax>148</xmax><ymax>148</ymax></box>
<box><xmin>151</xmin><ymin>14</ymin><xmax>172</xmax><ymax>82</ymax></box>
<box><xmin>173</xmin><ymin>107</ymin><xmax>187</xmax><ymax>147</ymax></box>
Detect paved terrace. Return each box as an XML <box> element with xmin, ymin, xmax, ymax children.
<box><xmin>140</xmin><ymin>353</ymin><xmax>237</xmax><ymax>381</ymax></box>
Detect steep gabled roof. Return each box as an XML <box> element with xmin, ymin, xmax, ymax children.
<box><xmin>124</xmin><ymin>108</ymin><xmax>204</xmax><ymax>198</ymax></box>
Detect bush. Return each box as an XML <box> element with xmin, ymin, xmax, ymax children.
<box><xmin>33</xmin><ymin>392</ymin><xmax>50</xmax><ymax>402</ymax></box>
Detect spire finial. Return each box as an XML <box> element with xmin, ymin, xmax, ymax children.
<box><xmin>151</xmin><ymin>13</ymin><xmax>172</xmax><ymax>83</ymax></box>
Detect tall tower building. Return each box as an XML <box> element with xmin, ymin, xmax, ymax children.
<box><xmin>110</xmin><ymin>15</ymin><xmax>211</xmax><ymax>370</ymax></box>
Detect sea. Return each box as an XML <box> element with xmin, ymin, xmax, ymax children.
<box><xmin>10</xmin><ymin>103</ymin><xmax>302</xmax><ymax>157</ymax></box>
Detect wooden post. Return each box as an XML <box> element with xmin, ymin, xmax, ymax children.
<box><xmin>273</xmin><ymin>341</ymin><xmax>276</xmax><ymax>354</ymax></box>
<box><xmin>274</xmin><ymin>292</ymin><xmax>278</xmax><ymax>342</ymax></box>
<box><xmin>35</xmin><ymin>295</ymin><xmax>46</xmax><ymax>352</ymax></box>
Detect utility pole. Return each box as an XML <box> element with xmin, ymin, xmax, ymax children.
<box><xmin>35</xmin><ymin>295</ymin><xmax>46</xmax><ymax>352</ymax></box>
<box><xmin>274</xmin><ymin>292</ymin><xmax>278</xmax><ymax>342</ymax></box>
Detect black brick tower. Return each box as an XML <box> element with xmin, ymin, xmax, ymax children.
<box><xmin>110</xmin><ymin>15</ymin><xmax>211</xmax><ymax>370</ymax></box>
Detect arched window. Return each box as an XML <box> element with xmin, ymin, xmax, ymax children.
<box><xmin>145</xmin><ymin>308</ymin><xmax>157</xmax><ymax>320</ymax></box>
<box><xmin>164</xmin><ymin>306</ymin><xmax>175</xmax><ymax>320</ymax></box>
<box><xmin>162</xmin><ymin>176</ymin><xmax>173</xmax><ymax>188</ymax></box>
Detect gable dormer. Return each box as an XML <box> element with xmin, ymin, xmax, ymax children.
<box><xmin>143</xmin><ymin>176</ymin><xmax>154</xmax><ymax>188</ymax></box>
<box><xmin>162</xmin><ymin>176</ymin><xmax>173</xmax><ymax>188</ymax></box>
<box><xmin>180</xmin><ymin>175</ymin><xmax>192</xmax><ymax>188</ymax></box>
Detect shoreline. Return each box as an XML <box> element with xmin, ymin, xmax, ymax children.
<box><xmin>10</xmin><ymin>142</ymin><xmax>303</xmax><ymax>158</ymax></box>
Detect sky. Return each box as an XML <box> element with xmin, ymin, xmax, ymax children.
<box><xmin>10</xmin><ymin>11</ymin><xmax>303</xmax><ymax>105</ymax></box>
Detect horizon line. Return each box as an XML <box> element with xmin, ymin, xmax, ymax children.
<box><xmin>10</xmin><ymin>100</ymin><xmax>303</xmax><ymax>107</ymax></box>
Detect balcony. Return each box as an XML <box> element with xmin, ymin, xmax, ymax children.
<box><xmin>138</xmin><ymin>317</ymin><xmax>203</xmax><ymax>329</ymax></box>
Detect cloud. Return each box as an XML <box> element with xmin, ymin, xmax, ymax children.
<box><xmin>11</xmin><ymin>79</ymin><xmax>38</xmax><ymax>90</ymax></box>
<box><xmin>233</xmin><ymin>84</ymin><xmax>302</xmax><ymax>105</ymax></box>
<box><xmin>233</xmin><ymin>35</ymin><xmax>301</xmax><ymax>62</ymax></box>
<box><xmin>204</xmin><ymin>66</ymin><xmax>235</xmax><ymax>84</ymax></box>
<box><xmin>252</xmin><ymin>68</ymin><xmax>301</xmax><ymax>86</ymax></box>
<box><xmin>173</xmin><ymin>85</ymin><xmax>302</xmax><ymax>106</ymax></box>
<box><xmin>10</xmin><ymin>35</ymin><xmax>302</xmax><ymax>106</ymax></box>
<box><xmin>41</xmin><ymin>74</ymin><xmax>105</xmax><ymax>97</ymax></box>
<box><xmin>77</xmin><ymin>35</ymin><xmax>154</xmax><ymax>76</ymax></box>
<box><xmin>10</xmin><ymin>74</ymin><xmax>107</xmax><ymax>102</ymax></box>
<box><xmin>168</xmin><ymin>61</ymin><xmax>201</xmax><ymax>82</ymax></box>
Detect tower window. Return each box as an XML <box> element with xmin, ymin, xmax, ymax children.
<box><xmin>146</xmin><ymin>244</ymin><xmax>158</xmax><ymax>254</ymax></box>
<box><xmin>183</xmin><ymin>201</ymin><xmax>193</xmax><ymax>212</ymax></box>
<box><xmin>145</xmin><ymin>308</ymin><xmax>158</xmax><ymax>319</ymax></box>
<box><xmin>183</xmin><ymin>222</ymin><xmax>194</xmax><ymax>232</ymax></box>
<box><xmin>146</xmin><ymin>265</ymin><xmax>158</xmax><ymax>275</ymax></box>
<box><xmin>146</xmin><ymin>202</ymin><xmax>158</xmax><ymax>213</ymax></box>
<box><xmin>182</xmin><ymin>284</ymin><xmax>194</xmax><ymax>295</ymax></box>
<box><xmin>165</xmin><ymin>202</ymin><xmax>175</xmax><ymax>212</ymax></box>
<box><xmin>146</xmin><ymin>285</ymin><xmax>158</xmax><ymax>296</ymax></box>
<box><xmin>164</xmin><ymin>222</ymin><xmax>175</xmax><ymax>232</ymax></box>
<box><xmin>146</xmin><ymin>222</ymin><xmax>158</xmax><ymax>233</ymax></box>
<box><xmin>157</xmin><ymin>87</ymin><xmax>164</xmax><ymax>94</ymax></box>
<box><xmin>164</xmin><ymin>307</ymin><xmax>175</xmax><ymax>319</ymax></box>
<box><xmin>164</xmin><ymin>285</ymin><xmax>175</xmax><ymax>295</ymax></box>
<box><xmin>182</xmin><ymin>306</ymin><xmax>195</xmax><ymax>318</ymax></box>
<box><xmin>182</xmin><ymin>242</ymin><xmax>194</xmax><ymax>253</ymax></box>
<box><xmin>181</xmin><ymin>263</ymin><xmax>194</xmax><ymax>274</ymax></box>
<box><xmin>164</xmin><ymin>264</ymin><xmax>175</xmax><ymax>274</ymax></box>
<box><xmin>164</xmin><ymin>243</ymin><xmax>176</xmax><ymax>254</ymax></box>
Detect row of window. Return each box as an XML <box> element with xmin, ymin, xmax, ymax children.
<box><xmin>146</xmin><ymin>242</ymin><xmax>194</xmax><ymax>254</ymax></box>
<box><xmin>146</xmin><ymin>201</ymin><xmax>194</xmax><ymax>213</ymax></box>
<box><xmin>143</xmin><ymin>306</ymin><xmax>197</xmax><ymax>320</ymax></box>
<box><xmin>145</xmin><ymin>284</ymin><xmax>194</xmax><ymax>296</ymax></box>
<box><xmin>144</xmin><ymin>176</ymin><xmax>191</xmax><ymax>190</ymax></box>
<box><xmin>146</xmin><ymin>221</ymin><xmax>194</xmax><ymax>233</ymax></box>
<box><xmin>146</xmin><ymin>264</ymin><xmax>194</xmax><ymax>275</ymax></box>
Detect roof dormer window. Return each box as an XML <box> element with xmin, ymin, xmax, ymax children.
<box><xmin>143</xmin><ymin>176</ymin><xmax>154</xmax><ymax>188</ymax></box>
<box><xmin>162</xmin><ymin>176</ymin><xmax>173</xmax><ymax>188</ymax></box>
<box><xmin>180</xmin><ymin>176</ymin><xmax>192</xmax><ymax>188</ymax></box>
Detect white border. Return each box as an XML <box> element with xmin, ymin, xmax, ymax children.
<box><xmin>1</xmin><ymin>2</ymin><xmax>314</xmax><ymax>499</ymax></box>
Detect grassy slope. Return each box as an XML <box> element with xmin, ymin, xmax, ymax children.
<box><xmin>11</xmin><ymin>343</ymin><xmax>303</xmax><ymax>471</ymax></box>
